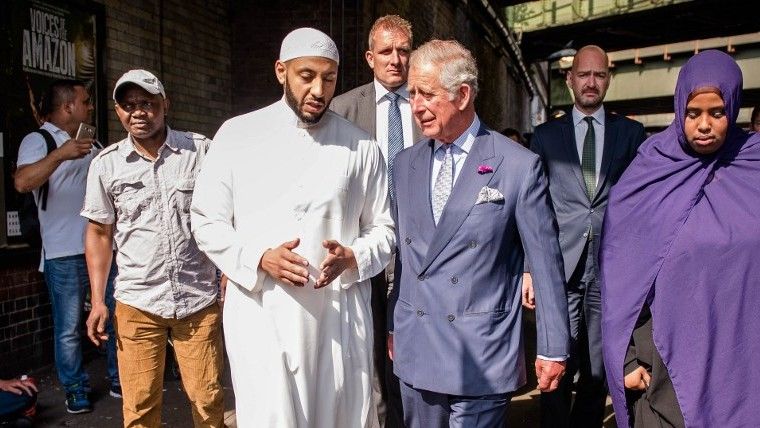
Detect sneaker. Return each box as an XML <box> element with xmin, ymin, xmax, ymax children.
<box><xmin>109</xmin><ymin>384</ymin><xmax>122</xmax><ymax>398</ymax></box>
<box><xmin>65</xmin><ymin>390</ymin><xmax>92</xmax><ymax>414</ymax></box>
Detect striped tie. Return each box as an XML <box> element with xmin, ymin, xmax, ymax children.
<box><xmin>432</xmin><ymin>145</ymin><xmax>453</xmax><ymax>225</ymax></box>
<box><xmin>581</xmin><ymin>116</ymin><xmax>596</xmax><ymax>200</ymax></box>
<box><xmin>387</xmin><ymin>92</ymin><xmax>403</xmax><ymax>202</ymax></box>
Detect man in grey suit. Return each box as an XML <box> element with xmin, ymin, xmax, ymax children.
<box><xmin>528</xmin><ymin>45</ymin><xmax>646</xmax><ymax>428</ymax></box>
<box><xmin>331</xmin><ymin>15</ymin><xmax>420</xmax><ymax>427</ymax></box>
<box><xmin>388</xmin><ymin>39</ymin><xmax>570</xmax><ymax>427</ymax></box>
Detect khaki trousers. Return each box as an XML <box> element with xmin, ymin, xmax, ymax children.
<box><xmin>114</xmin><ymin>301</ymin><xmax>224</xmax><ymax>428</ymax></box>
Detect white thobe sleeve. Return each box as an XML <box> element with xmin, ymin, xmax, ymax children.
<box><xmin>191</xmin><ymin>137</ymin><xmax>270</xmax><ymax>292</ymax></box>
<box><xmin>339</xmin><ymin>140</ymin><xmax>395</xmax><ymax>288</ymax></box>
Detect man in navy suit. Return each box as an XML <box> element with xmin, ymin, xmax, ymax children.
<box><xmin>528</xmin><ymin>45</ymin><xmax>646</xmax><ymax>428</ymax></box>
<box><xmin>388</xmin><ymin>39</ymin><xmax>571</xmax><ymax>427</ymax></box>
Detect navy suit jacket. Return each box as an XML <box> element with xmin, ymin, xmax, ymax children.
<box><xmin>530</xmin><ymin>112</ymin><xmax>645</xmax><ymax>280</ymax></box>
<box><xmin>388</xmin><ymin>125</ymin><xmax>570</xmax><ymax>396</ymax></box>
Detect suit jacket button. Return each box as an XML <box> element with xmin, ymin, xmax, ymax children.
<box><xmin>417</xmin><ymin>310</ymin><xmax>424</xmax><ymax>317</ymax></box>
<box><xmin>451</xmin><ymin>276</ymin><xmax>458</xmax><ymax>284</ymax></box>
<box><xmin>469</xmin><ymin>240</ymin><xmax>477</xmax><ymax>248</ymax></box>
<box><xmin>447</xmin><ymin>314</ymin><xmax>455</xmax><ymax>322</ymax></box>
<box><xmin>405</xmin><ymin>237</ymin><xmax>412</xmax><ymax>245</ymax></box>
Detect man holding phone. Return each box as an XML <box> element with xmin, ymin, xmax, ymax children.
<box><xmin>14</xmin><ymin>79</ymin><xmax>120</xmax><ymax>414</ymax></box>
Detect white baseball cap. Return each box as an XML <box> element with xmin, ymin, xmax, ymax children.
<box><xmin>113</xmin><ymin>69</ymin><xmax>166</xmax><ymax>100</ymax></box>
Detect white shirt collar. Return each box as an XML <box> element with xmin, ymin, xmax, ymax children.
<box><xmin>41</xmin><ymin>121</ymin><xmax>70</xmax><ymax>139</ymax></box>
<box><xmin>434</xmin><ymin>115</ymin><xmax>480</xmax><ymax>154</ymax></box>
<box><xmin>572</xmin><ymin>104</ymin><xmax>605</xmax><ymax>126</ymax></box>
<box><xmin>374</xmin><ymin>79</ymin><xmax>409</xmax><ymax>104</ymax></box>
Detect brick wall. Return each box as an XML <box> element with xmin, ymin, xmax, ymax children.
<box><xmin>0</xmin><ymin>251</ymin><xmax>50</xmax><ymax>377</ymax></box>
<box><xmin>231</xmin><ymin>0</ymin><xmax>532</xmax><ymax>132</ymax></box>
<box><xmin>100</xmin><ymin>0</ymin><xmax>233</xmax><ymax>141</ymax></box>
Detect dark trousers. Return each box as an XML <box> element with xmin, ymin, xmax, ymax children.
<box><xmin>371</xmin><ymin>273</ymin><xmax>404</xmax><ymax>428</ymax></box>
<box><xmin>540</xmin><ymin>243</ymin><xmax>607</xmax><ymax>428</ymax></box>
<box><xmin>0</xmin><ymin>390</ymin><xmax>36</xmax><ymax>422</ymax></box>
<box><xmin>400</xmin><ymin>382</ymin><xmax>511</xmax><ymax>428</ymax></box>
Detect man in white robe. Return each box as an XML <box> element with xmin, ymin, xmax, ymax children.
<box><xmin>190</xmin><ymin>28</ymin><xmax>395</xmax><ymax>428</ymax></box>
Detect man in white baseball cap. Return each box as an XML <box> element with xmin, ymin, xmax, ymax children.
<box><xmin>191</xmin><ymin>28</ymin><xmax>394</xmax><ymax>427</ymax></box>
<box><xmin>82</xmin><ymin>69</ymin><xmax>224</xmax><ymax>427</ymax></box>
<box><xmin>112</xmin><ymin>69</ymin><xmax>166</xmax><ymax>100</ymax></box>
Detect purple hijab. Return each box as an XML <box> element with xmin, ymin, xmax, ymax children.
<box><xmin>601</xmin><ymin>50</ymin><xmax>760</xmax><ymax>427</ymax></box>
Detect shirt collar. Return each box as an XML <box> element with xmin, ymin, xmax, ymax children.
<box><xmin>118</xmin><ymin>126</ymin><xmax>175</xmax><ymax>158</ymax></box>
<box><xmin>572</xmin><ymin>104</ymin><xmax>605</xmax><ymax>127</ymax></box>
<box><xmin>434</xmin><ymin>115</ymin><xmax>480</xmax><ymax>154</ymax></box>
<box><xmin>41</xmin><ymin>121</ymin><xmax>70</xmax><ymax>139</ymax></box>
<box><xmin>374</xmin><ymin>79</ymin><xmax>409</xmax><ymax>104</ymax></box>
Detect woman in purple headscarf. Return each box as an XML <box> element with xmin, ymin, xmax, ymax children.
<box><xmin>600</xmin><ymin>50</ymin><xmax>760</xmax><ymax>428</ymax></box>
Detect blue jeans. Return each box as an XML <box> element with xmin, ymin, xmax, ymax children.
<box><xmin>44</xmin><ymin>254</ymin><xmax>119</xmax><ymax>392</ymax></box>
<box><xmin>0</xmin><ymin>389</ymin><xmax>36</xmax><ymax>421</ymax></box>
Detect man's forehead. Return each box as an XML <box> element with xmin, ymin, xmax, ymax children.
<box><xmin>117</xmin><ymin>85</ymin><xmax>161</xmax><ymax>101</ymax></box>
<box><xmin>287</xmin><ymin>56</ymin><xmax>338</xmax><ymax>72</ymax></box>
<box><xmin>573</xmin><ymin>51</ymin><xmax>608</xmax><ymax>72</ymax></box>
<box><xmin>373</xmin><ymin>28</ymin><xmax>410</xmax><ymax>45</ymax></box>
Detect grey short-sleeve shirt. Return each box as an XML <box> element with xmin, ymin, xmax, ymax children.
<box><xmin>82</xmin><ymin>127</ymin><xmax>217</xmax><ymax>319</ymax></box>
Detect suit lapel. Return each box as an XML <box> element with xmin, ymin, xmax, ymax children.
<box><xmin>359</xmin><ymin>83</ymin><xmax>376</xmax><ymax>137</ymax></box>
<box><xmin>595</xmin><ymin>113</ymin><xmax>620</xmax><ymax>202</ymax></box>
<box><xmin>412</xmin><ymin>119</ymin><xmax>422</xmax><ymax>143</ymax></box>
<box><xmin>560</xmin><ymin>115</ymin><xmax>587</xmax><ymax>194</ymax></box>
<box><xmin>410</xmin><ymin>140</ymin><xmax>436</xmax><ymax>238</ymax></box>
<box><xmin>420</xmin><ymin>128</ymin><xmax>503</xmax><ymax>273</ymax></box>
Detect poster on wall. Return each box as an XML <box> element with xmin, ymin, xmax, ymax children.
<box><xmin>0</xmin><ymin>0</ymin><xmax>105</xmax><ymax>248</ymax></box>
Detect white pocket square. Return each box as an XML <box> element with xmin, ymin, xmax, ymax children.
<box><xmin>475</xmin><ymin>186</ymin><xmax>504</xmax><ymax>205</ymax></box>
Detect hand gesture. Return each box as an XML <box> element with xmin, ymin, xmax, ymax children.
<box><xmin>316</xmin><ymin>240</ymin><xmax>356</xmax><ymax>288</ymax></box>
<box><xmin>535</xmin><ymin>358</ymin><xmax>566</xmax><ymax>392</ymax></box>
<box><xmin>624</xmin><ymin>366</ymin><xmax>651</xmax><ymax>391</ymax></box>
<box><xmin>260</xmin><ymin>238</ymin><xmax>309</xmax><ymax>286</ymax></box>
<box><xmin>218</xmin><ymin>274</ymin><xmax>228</xmax><ymax>307</ymax></box>
<box><xmin>0</xmin><ymin>378</ymin><xmax>38</xmax><ymax>396</ymax></box>
<box><xmin>387</xmin><ymin>334</ymin><xmax>394</xmax><ymax>361</ymax></box>
<box><xmin>55</xmin><ymin>138</ymin><xmax>94</xmax><ymax>161</ymax></box>
<box><xmin>521</xmin><ymin>272</ymin><xmax>535</xmax><ymax>310</ymax></box>
<box><xmin>86</xmin><ymin>302</ymin><xmax>110</xmax><ymax>347</ymax></box>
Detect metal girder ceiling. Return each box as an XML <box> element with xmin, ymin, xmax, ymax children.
<box><xmin>518</xmin><ymin>0</ymin><xmax>760</xmax><ymax>62</ymax></box>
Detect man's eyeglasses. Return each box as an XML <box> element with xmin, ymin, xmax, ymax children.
<box><xmin>117</xmin><ymin>101</ymin><xmax>158</xmax><ymax>113</ymax></box>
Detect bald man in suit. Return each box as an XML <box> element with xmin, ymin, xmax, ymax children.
<box><xmin>528</xmin><ymin>45</ymin><xmax>645</xmax><ymax>428</ymax></box>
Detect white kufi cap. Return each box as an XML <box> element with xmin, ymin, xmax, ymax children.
<box><xmin>279</xmin><ymin>27</ymin><xmax>339</xmax><ymax>64</ymax></box>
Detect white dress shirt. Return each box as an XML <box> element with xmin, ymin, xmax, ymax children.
<box><xmin>374</xmin><ymin>79</ymin><xmax>414</xmax><ymax>163</ymax></box>
<box><xmin>430</xmin><ymin>116</ymin><xmax>480</xmax><ymax>202</ymax></box>
<box><xmin>572</xmin><ymin>105</ymin><xmax>605</xmax><ymax>184</ymax></box>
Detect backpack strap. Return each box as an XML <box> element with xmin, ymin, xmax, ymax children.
<box><xmin>34</xmin><ymin>129</ymin><xmax>58</xmax><ymax>211</ymax></box>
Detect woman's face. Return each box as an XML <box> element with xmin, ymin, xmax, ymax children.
<box><xmin>684</xmin><ymin>91</ymin><xmax>729</xmax><ymax>155</ymax></box>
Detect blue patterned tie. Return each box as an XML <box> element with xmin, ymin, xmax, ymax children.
<box><xmin>432</xmin><ymin>145</ymin><xmax>453</xmax><ymax>225</ymax></box>
<box><xmin>386</xmin><ymin>92</ymin><xmax>403</xmax><ymax>201</ymax></box>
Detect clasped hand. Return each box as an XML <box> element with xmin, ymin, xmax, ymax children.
<box><xmin>260</xmin><ymin>238</ymin><xmax>356</xmax><ymax>288</ymax></box>
<box><xmin>624</xmin><ymin>366</ymin><xmax>650</xmax><ymax>391</ymax></box>
<box><xmin>535</xmin><ymin>359</ymin><xmax>566</xmax><ymax>393</ymax></box>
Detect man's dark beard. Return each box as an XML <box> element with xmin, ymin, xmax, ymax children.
<box><xmin>284</xmin><ymin>79</ymin><xmax>327</xmax><ymax>125</ymax></box>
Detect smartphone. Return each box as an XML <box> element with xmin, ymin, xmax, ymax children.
<box><xmin>75</xmin><ymin>123</ymin><xmax>96</xmax><ymax>140</ymax></box>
